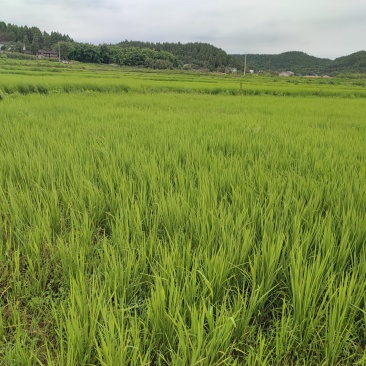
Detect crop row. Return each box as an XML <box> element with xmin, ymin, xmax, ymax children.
<box><xmin>1</xmin><ymin>58</ymin><xmax>366</xmax><ymax>99</ymax></box>
<box><xmin>1</xmin><ymin>92</ymin><xmax>365</xmax><ymax>364</ymax></box>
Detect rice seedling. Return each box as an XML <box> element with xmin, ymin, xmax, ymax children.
<box><xmin>0</xmin><ymin>60</ymin><xmax>365</xmax><ymax>364</ymax></box>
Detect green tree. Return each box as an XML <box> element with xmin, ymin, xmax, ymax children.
<box><xmin>100</xmin><ymin>44</ymin><xmax>111</xmax><ymax>64</ymax></box>
<box><xmin>22</xmin><ymin>35</ymin><xmax>30</xmax><ymax>48</ymax></box>
<box><xmin>43</xmin><ymin>31</ymin><xmax>51</xmax><ymax>49</ymax></box>
<box><xmin>30</xmin><ymin>35</ymin><xmax>40</xmax><ymax>54</ymax></box>
<box><xmin>68</xmin><ymin>43</ymin><xmax>101</xmax><ymax>63</ymax></box>
<box><xmin>52</xmin><ymin>41</ymin><xmax>75</xmax><ymax>60</ymax></box>
<box><xmin>0</xmin><ymin>21</ymin><xmax>7</xmax><ymax>32</ymax></box>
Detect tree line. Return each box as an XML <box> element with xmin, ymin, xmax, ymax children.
<box><xmin>65</xmin><ymin>43</ymin><xmax>179</xmax><ymax>69</ymax></box>
<box><xmin>2</xmin><ymin>21</ymin><xmax>366</xmax><ymax>74</ymax></box>
<box><xmin>0</xmin><ymin>21</ymin><xmax>72</xmax><ymax>54</ymax></box>
<box><xmin>117</xmin><ymin>40</ymin><xmax>242</xmax><ymax>70</ymax></box>
<box><xmin>0</xmin><ymin>21</ymin><xmax>241</xmax><ymax>70</ymax></box>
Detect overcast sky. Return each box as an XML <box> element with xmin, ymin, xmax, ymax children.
<box><xmin>2</xmin><ymin>0</ymin><xmax>366</xmax><ymax>59</ymax></box>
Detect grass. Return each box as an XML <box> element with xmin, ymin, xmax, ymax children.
<box><xmin>0</xmin><ymin>59</ymin><xmax>366</xmax><ymax>365</ymax></box>
<box><xmin>1</xmin><ymin>57</ymin><xmax>366</xmax><ymax>98</ymax></box>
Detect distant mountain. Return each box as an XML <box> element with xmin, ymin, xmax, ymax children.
<box><xmin>232</xmin><ymin>51</ymin><xmax>366</xmax><ymax>75</ymax></box>
<box><xmin>329</xmin><ymin>51</ymin><xmax>366</xmax><ymax>74</ymax></box>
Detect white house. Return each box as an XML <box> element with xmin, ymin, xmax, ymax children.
<box><xmin>279</xmin><ymin>71</ymin><xmax>294</xmax><ymax>77</ymax></box>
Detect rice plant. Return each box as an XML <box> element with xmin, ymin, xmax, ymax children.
<box><xmin>0</xmin><ymin>61</ymin><xmax>366</xmax><ymax>365</ymax></box>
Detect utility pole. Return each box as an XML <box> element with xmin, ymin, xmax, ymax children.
<box><xmin>58</xmin><ymin>41</ymin><xmax>61</xmax><ymax>62</ymax></box>
<box><xmin>244</xmin><ymin>54</ymin><xmax>247</xmax><ymax>77</ymax></box>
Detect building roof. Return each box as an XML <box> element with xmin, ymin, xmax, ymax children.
<box><xmin>38</xmin><ymin>49</ymin><xmax>58</xmax><ymax>54</ymax></box>
<box><xmin>0</xmin><ymin>33</ymin><xmax>12</xmax><ymax>42</ymax></box>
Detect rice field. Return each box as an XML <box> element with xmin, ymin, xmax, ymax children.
<box><xmin>0</xmin><ymin>58</ymin><xmax>366</xmax><ymax>365</ymax></box>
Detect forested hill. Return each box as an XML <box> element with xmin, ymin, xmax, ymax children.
<box><xmin>0</xmin><ymin>21</ymin><xmax>72</xmax><ymax>52</ymax></box>
<box><xmin>0</xmin><ymin>19</ymin><xmax>239</xmax><ymax>70</ymax></box>
<box><xmin>232</xmin><ymin>51</ymin><xmax>366</xmax><ymax>75</ymax></box>
<box><xmin>330</xmin><ymin>51</ymin><xmax>366</xmax><ymax>74</ymax></box>
<box><xmin>232</xmin><ymin>52</ymin><xmax>332</xmax><ymax>75</ymax></box>
<box><xmin>117</xmin><ymin>40</ymin><xmax>241</xmax><ymax>70</ymax></box>
<box><xmin>1</xmin><ymin>21</ymin><xmax>366</xmax><ymax>73</ymax></box>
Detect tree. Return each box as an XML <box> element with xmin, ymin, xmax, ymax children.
<box><xmin>0</xmin><ymin>21</ymin><xmax>7</xmax><ymax>32</ymax></box>
<box><xmin>23</xmin><ymin>35</ymin><xmax>30</xmax><ymax>48</ymax></box>
<box><xmin>100</xmin><ymin>44</ymin><xmax>111</xmax><ymax>64</ymax></box>
<box><xmin>30</xmin><ymin>35</ymin><xmax>40</xmax><ymax>54</ymax></box>
<box><xmin>5</xmin><ymin>41</ymin><xmax>23</xmax><ymax>53</ymax></box>
<box><xmin>68</xmin><ymin>43</ymin><xmax>101</xmax><ymax>63</ymax></box>
<box><xmin>52</xmin><ymin>41</ymin><xmax>75</xmax><ymax>60</ymax></box>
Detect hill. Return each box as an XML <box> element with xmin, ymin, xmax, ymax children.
<box><xmin>329</xmin><ymin>51</ymin><xmax>366</xmax><ymax>74</ymax></box>
<box><xmin>0</xmin><ymin>21</ymin><xmax>72</xmax><ymax>53</ymax></box>
<box><xmin>0</xmin><ymin>20</ymin><xmax>239</xmax><ymax>70</ymax></box>
<box><xmin>117</xmin><ymin>40</ymin><xmax>241</xmax><ymax>70</ymax></box>
<box><xmin>2</xmin><ymin>21</ymin><xmax>366</xmax><ymax>74</ymax></box>
<box><xmin>232</xmin><ymin>51</ymin><xmax>366</xmax><ymax>75</ymax></box>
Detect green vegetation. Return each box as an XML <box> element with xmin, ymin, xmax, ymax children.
<box><xmin>2</xmin><ymin>21</ymin><xmax>366</xmax><ymax>74</ymax></box>
<box><xmin>232</xmin><ymin>51</ymin><xmax>332</xmax><ymax>75</ymax></box>
<box><xmin>117</xmin><ymin>40</ymin><xmax>241</xmax><ymax>70</ymax></box>
<box><xmin>0</xmin><ymin>58</ymin><xmax>366</xmax><ymax>365</ymax></box>
<box><xmin>233</xmin><ymin>51</ymin><xmax>366</xmax><ymax>76</ymax></box>
<box><xmin>0</xmin><ymin>21</ymin><xmax>237</xmax><ymax>70</ymax></box>
<box><xmin>69</xmin><ymin>44</ymin><xmax>179</xmax><ymax>69</ymax></box>
<box><xmin>330</xmin><ymin>51</ymin><xmax>366</xmax><ymax>74</ymax></box>
<box><xmin>0</xmin><ymin>21</ymin><xmax>72</xmax><ymax>53</ymax></box>
<box><xmin>1</xmin><ymin>58</ymin><xmax>366</xmax><ymax>99</ymax></box>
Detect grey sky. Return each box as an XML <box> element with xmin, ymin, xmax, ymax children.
<box><xmin>2</xmin><ymin>0</ymin><xmax>366</xmax><ymax>58</ymax></box>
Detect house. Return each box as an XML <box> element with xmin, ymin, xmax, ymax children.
<box><xmin>37</xmin><ymin>49</ymin><xmax>59</xmax><ymax>60</ymax></box>
<box><xmin>225</xmin><ymin>67</ymin><xmax>237</xmax><ymax>74</ymax></box>
<box><xmin>279</xmin><ymin>71</ymin><xmax>294</xmax><ymax>77</ymax></box>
